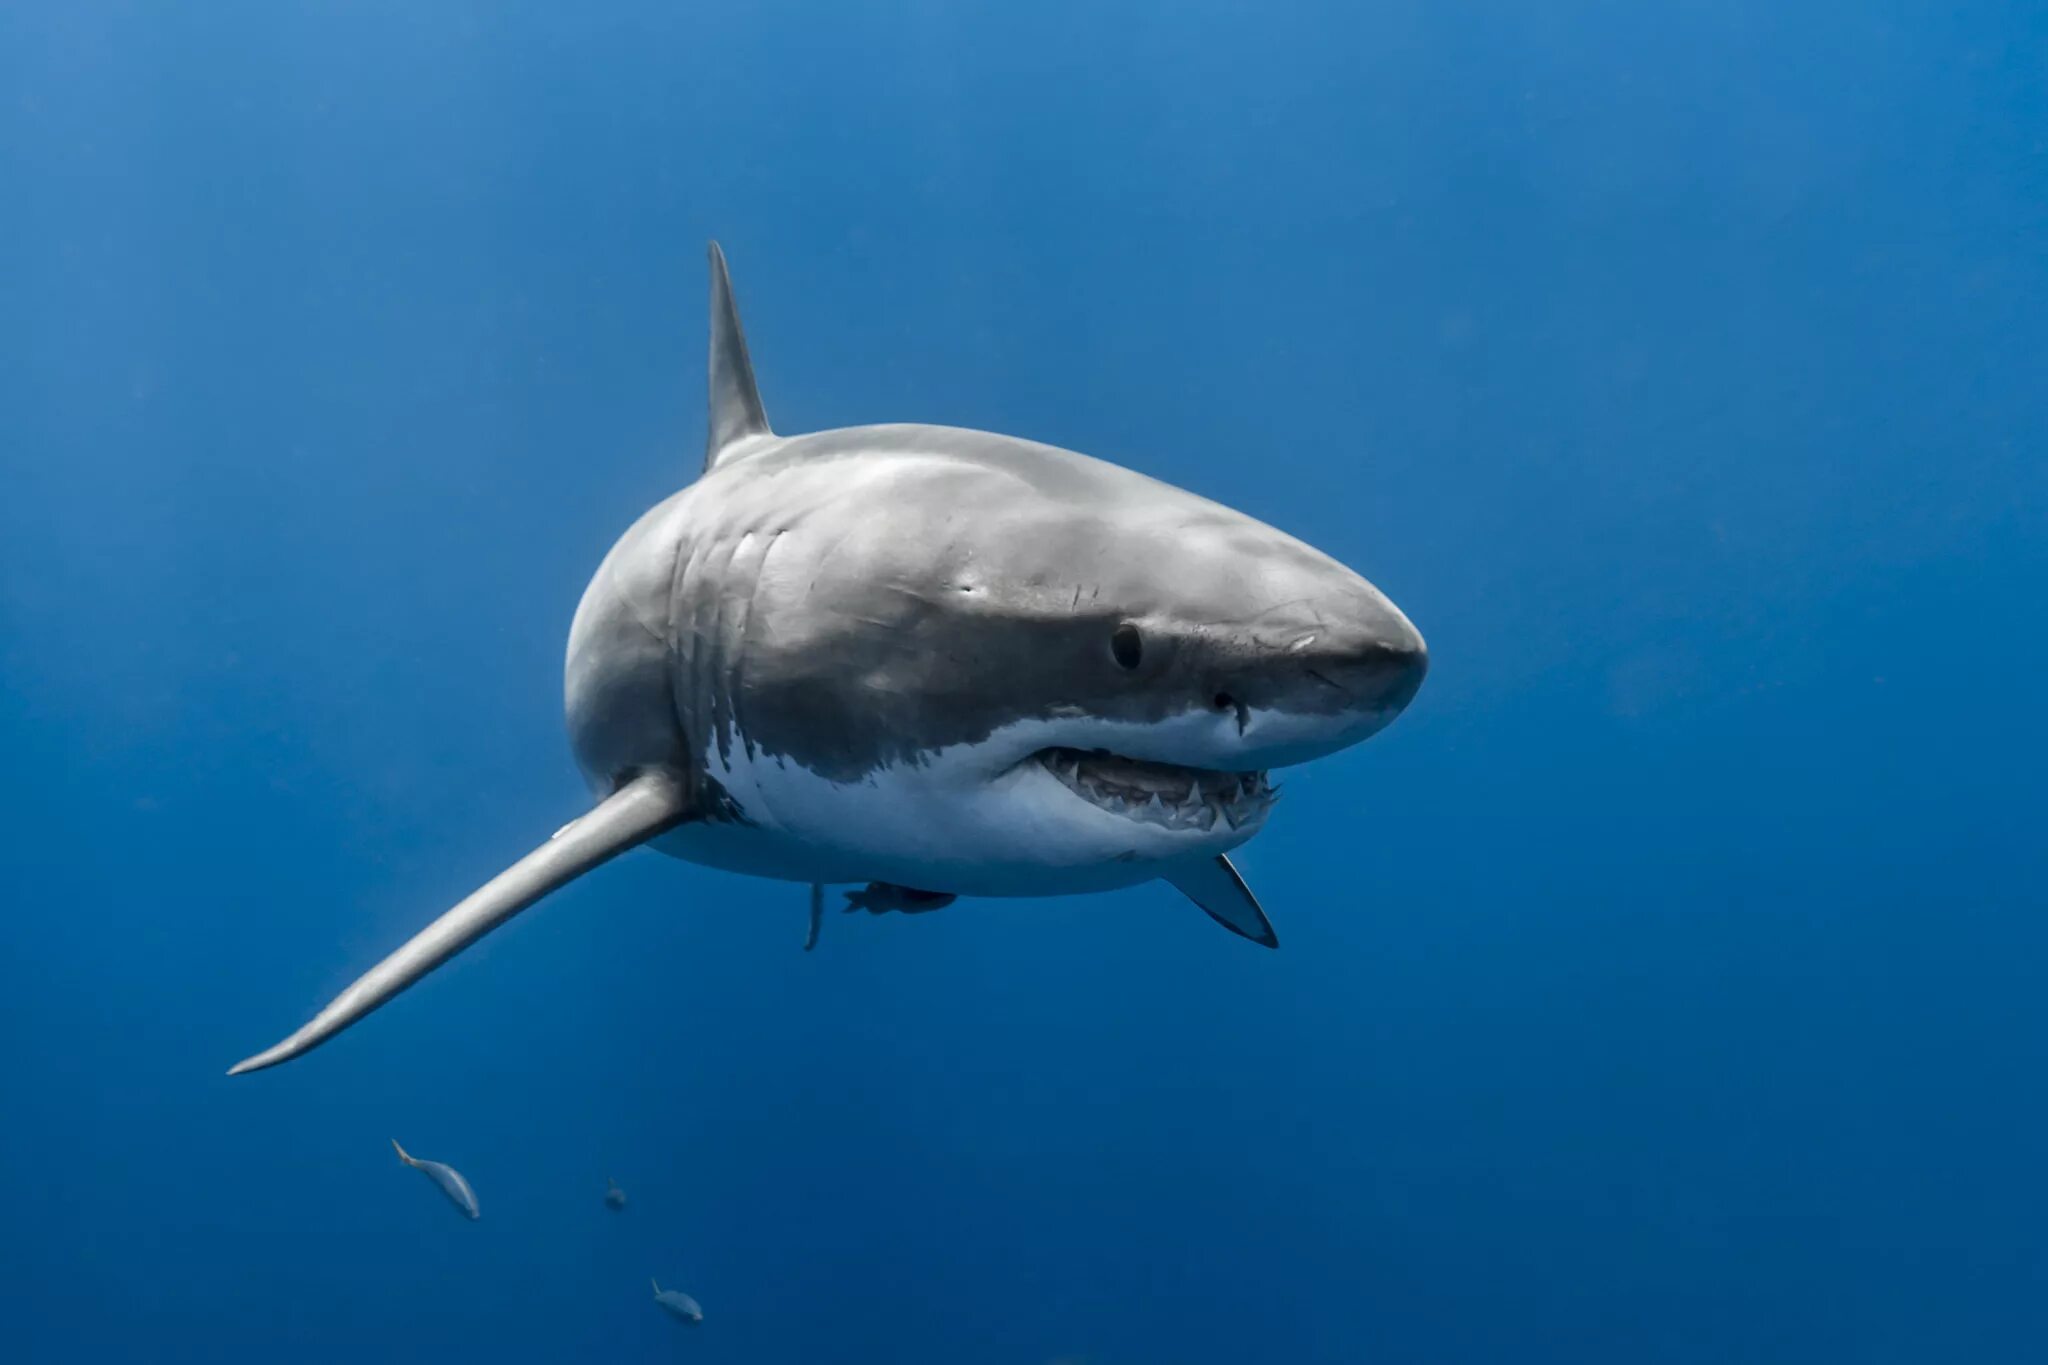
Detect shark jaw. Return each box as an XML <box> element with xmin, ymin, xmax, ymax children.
<box><xmin>1031</xmin><ymin>746</ymin><xmax>1277</xmax><ymax>835</ymax></box>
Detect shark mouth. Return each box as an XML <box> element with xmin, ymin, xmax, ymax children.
<box><xmin>1033</xmin><ymin>747</ymin><xmax>1276</xmax><ymax>833</ymax></box>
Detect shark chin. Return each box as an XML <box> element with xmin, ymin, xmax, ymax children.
<box><xmin>226</xmin><ymin>241</ymin><xmax>1425</xmax><ymax>1076</ymax></box>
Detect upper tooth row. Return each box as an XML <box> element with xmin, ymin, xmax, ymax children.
<box><xmin>1045</xmin><ymin>755</ymin><xmax>1266</xmax><ymax>800</ymax></box>
<box><xmin>1047</xmin><ymin>762</ymin><xmax>1278</xmax><ymax>828</ymax></box>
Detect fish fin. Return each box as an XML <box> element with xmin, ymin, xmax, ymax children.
<box><xmin>651</xmin><ymin>1278</ymin><xmax>661</xmax><ymax>1296</ymax></box>
<box><xmin>228</xmin><ymin>771</ymin><xmax>693</xmax><ymax>1075</ymax></box>
<box><xmin>392</xmin><ymin>1138</ymin><xmax>414</xmax><ymax>1166</ymax></box>
<box><xmin>704</xmin><ymin>241</ymin><xmax>770</xmax><ymax>470</ymax></box>
<box><xmin>804</xmin><ymin>882</ymin><xmax>823</xmax><ymax>951</ymax></box>
<box><xmin>1164</xmin><ymin>854</ymin><xmax>1279</xmax><ymax>948</ymax></box>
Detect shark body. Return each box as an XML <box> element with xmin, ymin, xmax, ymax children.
<box><xmin>229</xmin><ymin>246</ymin><xmax>1426</xmax><ymax>1076</ymax></box>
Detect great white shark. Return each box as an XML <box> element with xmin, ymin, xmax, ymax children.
<box><xmin>228</xmin><ymin>245</ymin><xmax>1427</xmax><ymax>1076</ymax></box>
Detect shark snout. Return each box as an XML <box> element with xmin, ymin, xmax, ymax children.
<box><xmin>1209</xmin><ymin>586</ymin><xmax>1426</xmax><ymax>767</ymax></box>
<box><xmin>1310</xmin><ymin>616</ymin><xmax>1428</xmax><ymax>717</ymax></box>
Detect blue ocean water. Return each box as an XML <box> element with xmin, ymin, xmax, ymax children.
<box><xmin>4</xmin><ymin>2</ymin><xmax>2046</xmax><ymax>1361</ymax></box>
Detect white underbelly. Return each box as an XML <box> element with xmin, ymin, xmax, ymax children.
<box><xmin>658</xmin><ymin>721</ymin><xmax>1248</xmax><ymax>896</ymax></box>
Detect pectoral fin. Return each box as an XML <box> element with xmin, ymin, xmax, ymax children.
<box><xmin>804</xmin><ymin>883</ymin><xmax>823</xmax><ymax>951</ymax></box>
<box><xmin>1164</xmin><ymin>854</ymin><xmax>1279</xmax><ymax>948</ymax></box>
<box><xmin>228</xmin><ymin>771</ymin><xmax>692</xmax><ymax>1076</ymax></box>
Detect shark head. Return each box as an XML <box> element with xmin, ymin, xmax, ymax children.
<box><xmin>697</xmin><ymin>429</ymin><xmax>1427</xmax><ymax>892</ymax></box>
<box><xmin>985</xmin><ymin>467</ymin><xmax>1427</xmax><ymax>846</ymax></box>
<box><xmin>970</xmin><ymin>456</ymin><xmax>1430</xmax><ymax>773</ymax></box>
<box><xmin>939</xmin><ymin>452</ymin><xmax>1427</xmax><ymax>875</ymax></box>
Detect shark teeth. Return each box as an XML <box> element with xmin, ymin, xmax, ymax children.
<box><xmin>1033</xmin><ymin>748</ymin><xmax>1275</xmax><ymax>833</ymax></box>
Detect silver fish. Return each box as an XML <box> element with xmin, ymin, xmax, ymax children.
<box><xmin>651</xmin><ymin>1278</ymin><xmax>703</xmax><ymax>1324</ymax></box>
<box><xmin>390</xmin><ymin>1139</ymin><xmax>479</xmax><ymax>1221</ymax></box>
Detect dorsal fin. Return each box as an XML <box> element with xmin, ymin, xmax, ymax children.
<box><xmin>704</xmin><ymin>241</ymin><xmax>770</xmax><ymax>470</ymax></box>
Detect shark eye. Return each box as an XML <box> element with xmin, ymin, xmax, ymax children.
<box><xmin>1110</xmin><ymin>622</ymin><xmax>1143</xmax><ymax>670</ymax></box>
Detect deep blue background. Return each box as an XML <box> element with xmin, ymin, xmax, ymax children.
<box><xmin>4</xmin><ymin>3</ymin><xmax>2046</xmax><ymax>1361</ymax></box>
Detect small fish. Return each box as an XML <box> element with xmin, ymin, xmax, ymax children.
<box><xmin>604</xmin><ymin>1176</ymin><xmax>626</xmax><ymax>1211</ymax></box>
<box><xmin>391</xmin><ymin>1139</ymin><xmax>480</xmax><ymax>1220</ymax></box>
<box><xmin>651</xmin><ymin>1278</ymin><xmax>703</xmax><ymax>1325</ymax></box>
